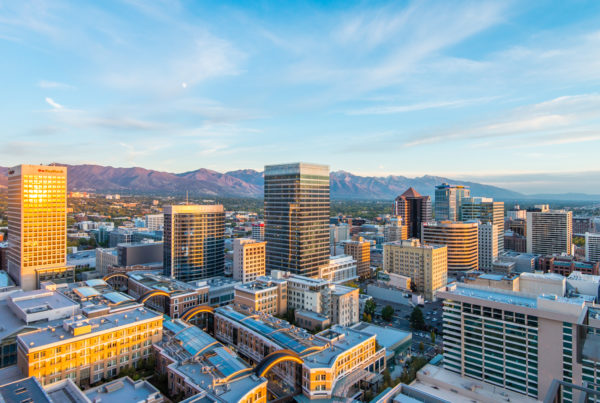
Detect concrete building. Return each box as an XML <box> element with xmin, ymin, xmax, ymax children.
<box><xmin>574</xmin><ymin>216</ymin><xmax>594</xmax><ymax>236</ymax></box>
<box><xmin>330</xmin><ymin>223</ymin><xmax>350</xmax><ymax>245</ymax></box>
<box><xmin>251</xmin><ymin>222</ymin><xmax>265</xmax><ymax>241</ymax></box>
<box><xmin>7</xmin><ymin>164</ymin><xmax>69</xmax><ymax>291</ymax></box>
<box><xmin>383</xmin><ymin>216</ymin><xmax>408</xmax><ymax>242</ymax></box>
<box><xmin>507</xmin><ymin>206</ymin><xmax>527</xmax><ymax>220</ymax></box>
<box><xmin>213</xmin><ymin>305</ymin><xmax>385</xmax><ymax>400</ymax></box>
<box><xmin>234</xmin><ymin>276</ymin><xmax>287</xmax><ymax>316</ymax></box>
<box><xmin>117</xmin><ymin>242</ymin><xmax>163</xmax><ymax>267</ymax></box>
<box><xmin>190</xmin><ymin>276</ymin><xmax>240</xmax><ymax>307</ymax></box>
<box><xmin>383</xmin><ymin>239</ymin><xmax>448</xmax><ymax>300</ymax></box>
<box><xmin>145</xmin><ymin>214</ymin><xmax>164</xmax><ymax>231</ymax></box>
<box><xmin>438</xmin><ymin>282</ymin><xmax>600</xmax><ymax>401</ymax></box>
<box><xmin>539</xmin><ymin>255</ymin><xmax>599</xmax><ymax>276</ymax></box>
<box><xmin>95</xmin><ymin>247</ymin><xmax>118</xmax><ymax>275</ymax></box>
<box><xmin>434</xmin><ymin>183</ymin><xmax>470</xmax><ymax>221</ymax></box>
<box><xmin>343</xmin><ymin>237</ymin><xmax>371</xmax><ymax>279</ymax></box>
<box><xmin>586</xmin><ymin>232</ymin><xmax>600</xmax><ymax>262</ymax></box>
<box><xmin>478</xmin><ymin>222</ymin><xmax>499</xmax><ymax>271</ymax></box>
<box><xmin>526</xmin><ymin>209</ymin><xmax>573</xmax><ymax>256</ymax></box>
<box><xmin>264</xmin><ymin>163</ymin><xmax>330</xmax><ymax>277</ymax></box>
<box><xmin>17</xmin><ymin>307</ymin><xmax>162</xmax><ymax>386</ymax></box>
<box><xmin>319</xmin><ymin>254</ymin><xmax>358</xmax><ymax>284</ymax></box>
<box><xmin>504</xmin><ymin>229</ymin><xmax>527</xmax><ymax>253</ymax></box>
<box><xmin>109</xmin><ymin>229</ymin><xmax>133</xmax><ymax>247</ymax></box>
<box><xmin>498</xmin><ymin>251</ymin><xmax>538</xmax><ymax>273</ymax></box>
<box><xmin>462</xmin><ymin>197</ymin><xmax>504</xmax><ymax>256</ymax></box>
<box><xmin>394</xmin><ymin>188</ymin><xmax>432</xmax><ymax>238</ymax></box>
<box><xmin>232</xmin><ymin>238</ymin><xmax>266</xmax><ymax>283</ymax></box>
<box><xmin>422</xmin><ymin>221</ymin><xmax>479</xmax><ymax>272</ymax></box>
<box><xmin>163</xmin><ymin>205</ymin><xmax>225</xmax><ymax>282</ymax></box>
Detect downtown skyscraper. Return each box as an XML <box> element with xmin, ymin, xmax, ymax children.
<box><xmin>163</xmin><ymin>204</ymin><xmax>225</xmax><ymax>282</ymax></box>
<box><xmin>394</xmin><ymin>188</ymin><xmax>432</xmax><ymax>238</ymax></box>
<box><xmin>7</xmin><ymin>164</ymin><xmax>68</xmax><ymax>291</ymax></box>
<box><xmin>264</xmin><ymin>163</ymin><xmax>330</xmax><ymax>277</ymax></box>
<box><xmin>434</xmin><ymin>183</ymin><xmax>470</xmax><ymax>221</ymax></box>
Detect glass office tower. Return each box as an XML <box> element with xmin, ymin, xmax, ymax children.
<box><xmin>264</xmin><ymin>163</ymin><xmax>330</xmax><ymax>277</ymax></box>
<box><xmin>163</xmin><ymin>204</ymin><xmax>225</xmax><ymax>282</ymax></box>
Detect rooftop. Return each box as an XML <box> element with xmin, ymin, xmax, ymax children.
<box><xmin>351</xmin><ymin>323</ymin><xmax>411</xmax><ymax>350</ymax></box>
<box><xmin>0</xmin><ymin>377</ymin><xmax>52</xmax><ymax>403</ymax></box>
<box><xmin>304</xmin><ymin>325</ymin><xmax>376</xmax><ymax>369</ymax></box>
<box><xmin>84</xmin><ymin>377</ymin><xmax>161</xmax><ymax>403</ymax></box>
<box><xmin>18</xmin><ymin>307</ymin><xmax>161</xmax><ymax>350</ymax></box>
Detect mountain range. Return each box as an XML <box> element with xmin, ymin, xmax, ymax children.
<box><xmin>0</xmin><ymin>164</ymin><xmax>597</xmax><ymax>201</ymax></box>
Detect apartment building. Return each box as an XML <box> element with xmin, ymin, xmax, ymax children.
<box><xmin>586</xmin><ymin>232</ymin><xmax>600</xmax><ymax>263</ymax></box>
<box><xmin>479</xmin><ymin>222</ymin><xmax>499</xmax><ymax>271</ymax></box>
<box><xmin>383</xmin><ymin>239</ymin><xmax>447</xmax><ymax>300</ymax></box>
<box><xmin>527</xmin><ymin>209</ymin><xmax>573</xmax><ymax>256</ymax></box>
<box><xmin>233</xmin><ymin>238</ymin><xmax>266</xmax><ymax>283</ymax></box>
<box><xmin>319</xmin><ymin>254</ymin><xmax>358</xmax><ymax>284</ymax></box>
<box><xmin>17</xmin><ymin>307</ymin><xmax>162</xmax><ymax>386</ymax></box>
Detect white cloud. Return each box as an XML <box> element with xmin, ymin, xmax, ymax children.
<box><xmin>45</xmin><ymin>97</ymin><xmax>63</xmax><ymax>109</ymax></box>
<box><xmin>38</xmin><ymin>80</ymin><xmax>74</xmax><ymax>89</ymax></box>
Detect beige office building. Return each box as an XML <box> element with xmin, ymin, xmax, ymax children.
<box><xmin>478</xmin><ymin>222</ymin><xmax>499</xmax><ymax>271</ymax></box>
<box><xmin>462</xmin><ymin>197</ymin><xmax>504</xmax><ymax>255</ymax></box>
<box><xmin>233</xmin><ymin>238</ymin><xmax>266</xmax><ymax>283</ymax></box>
<box><xmin>527</xmin><ymin>210</ymin><xmax>573</xmax><ymax>256</ymax></box>
<box><xmin>343</xmin><ymin>237</ymin><xmax>371</xmax><ymax>279</ymax></box>
<box><xmin>422</xmin><ymin>221</ymin><xmax>478</xmax><ymax>272</ymax></box>
<box><xmin>383</xmin><ymin>239</ymin><xmax>447</xmax><ymax>300</ymax></box>
<box><xmin>7</xmin><ymin>165</ymin><xmax>69</xmax><ymax>291</ymax></box>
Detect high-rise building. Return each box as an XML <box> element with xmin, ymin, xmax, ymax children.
<box><xmin>585</xmin><ymin>232</ymin><xmax>600</xmax><ymax>263</ymax></box>
<box><xmin>383</xmin><ymin>216</ymin><xmax>408</xmax><ymax>242</ymax></box>
<box><xmin>461</xmin><ymin>197</ymin><xmax>504</xmax><ymax>256</ymax></box>
<box><xmin>251</xmin><ymin>222</ymin><xmax>265</xmax><ymax>241</ymax></box>
<box><xmin>439</xmin><ymin>281</ymin><xmax>600</xmax><ymax>401</ymax></box>
<box><xmin>163</xmin><ymin>205</ymin><xmax>225</xmax><ymax>282</ymax></box>
<box><xmin>343</xmin><ymin>237</ymin><xmax>371</xmax><ymax>280</ymax></box>
<box><xmin>574</xmin><ymin>217</ymin><xmax>594</xmax><ymax>236</ymax></box>
<box><xmin>394</xmin><ymin>188</ymin><xmax>432</xmax><ymax>238</ymax></box>
<box><xmin>526</xmin><ymin>210</ymin><xmax>572</xmax><ymax>256</ymax></box>
<box><xmin>383</xmin><ymin>239</ymin><xmax>447</xmax><ymax>300</ymax></box>
<box><xmin>434</xmin><ymin>183</ymin><xmax>470</xmax><ymax>221</ymax></box>
<box><xmin>7</xmin><ymin>164</ymin><xmax>68</xmax><ymax>291</ymax></box>
<box><xmin>232</xmin><ymin>238</ymin><xmax>266</xmax><ymax>283</ymax></box>
<box><xmin>264</xmin><ymin>163</ymin><xmax>330</xmax><ymax>277</ymax></box>
<box><xmin>145</xmin><ymin>214</ymin><xmax>164</xmax><ymax>231</ymax></box>
<box><xmin>478</xmin><ymin>222</ymin><xmax>499</xmax><ymax>271</ymax></box>
<box><xmin>422</xmin><ymin>221</ymin><xmax>479</xmax><ymax>272</ymax></box>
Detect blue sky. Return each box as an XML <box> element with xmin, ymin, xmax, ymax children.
<box><xmin>1</xmin><ymin>0</ymin><xmax>600</xmax><ymax>193</ymax></box>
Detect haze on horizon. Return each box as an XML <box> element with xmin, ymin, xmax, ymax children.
<box><xmin>1</xmin><ymin>1</ymin><xmax>600</xmax><ymax>194</ymax></box>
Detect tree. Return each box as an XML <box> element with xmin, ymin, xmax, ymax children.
<box><xmin>285</xmin><ymin>308</ymin><xmax>295</xmax><ymax>324</ymax></box>
<box><xmin>409</xmin><ymin>306</ymin><xmax>425</xmax><ymax>330</ymax></box>
<box><xmin>430</xmin><ymin>330</ymin><xmax>436</xmax><ymax>344</ymax></box>
<box><xmin>410</xmin><ymin>281</ymin><xmax>417</xmax><ymax>293</ymax></box>
<box><xmin>364</xmin><ymin>299</ymin><xmax>376</xmax><ymax>317</ymax></box>
<box><xmin>419</xmin><ymin>341</ymin><xmax>425</xmax><ymax>353</ymax></box>
<box><xmin>362</xmin><ymin>312</ymin><xmax>372</xmax><ymax>322</ymax></box>
<box><xmin>382</xmin><ymin>305</ymin><xmax>394</xmax><ymax>322</ymax></box>
<box><xmin>573</xmin><ymin>236</ymin><xmax>585</xmax><ymax>247</ymax></box>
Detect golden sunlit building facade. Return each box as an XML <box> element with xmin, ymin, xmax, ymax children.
<box><xmin>422</xmin><ymin>221</ymin><xmax>479</xmax><ymax>272</ymax></box>
<box><xmin>16</xmin><ymin>307</ymin><xmax>162</xmax><ymax>387</ymax></box>
<box><xmin>7</xmin><ymin>164</ymin><xmax>69</xmax><ymax>291</ymax></box>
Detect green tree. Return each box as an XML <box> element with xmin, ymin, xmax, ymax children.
<box><xmin>362</xmin><ymin>312</ymin><xmax>372</xmax><ymax>322</ymax></box>
<box><xmin>364</xmin><ymin>299</ymin><xmax>376</xmax><ymax>317</ymax></box>
<box><xmin>419</xmin><ymin>341</ymin><xmax>425</xmax><ymax>353</ymax></box>
<box><xmin>573</xmin><ymin>236</ymin><xmax>585</xmax><ymax>247</ymax></box>
<box><xmin>409</xmin><ymin>306</ymin><xmax>425</xmax><ymax>330</ymax></box>
<box><xmin>381</xmin><ymin>305</ymin><xmax>394</xmax><ymax>322</ymax></box>
<box><xmin>431</xmin><ymin>330</ymin><xmax>436</xmax><ymax>344</ymax></box>
<box><xmin>285</xmin><ymin>308</ymin><xmax>295</xmax><ymax>324</ymax></box>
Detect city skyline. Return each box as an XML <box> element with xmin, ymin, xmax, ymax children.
<box><xmin>1</xmin><ymin>1</ymin><xmax>600</xmax><ymax>193</ymax></box>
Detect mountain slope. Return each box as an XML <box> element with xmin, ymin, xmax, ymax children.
<box><xmin>0</xmin><ymin>163</ymin><xmax>523</xmax><ymax>199</ymax></box>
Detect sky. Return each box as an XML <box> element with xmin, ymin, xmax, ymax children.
<box><xmin>1</xmin><ymin>0</ymin><xmax>600</xmax><ymax>194</ymax></box>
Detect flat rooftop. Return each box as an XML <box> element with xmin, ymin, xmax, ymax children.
<box><xmin>303</xmin><ymin>325</ymin><xmax>375</xmax><ymax>369</ymax></box>
<box><xmin>351</xmin><ymin>323</ymin><xmax>411</xmax><ymax>350</ymax></box>
<box><xmin>18</xmin><ymin>307</ymin><xmax>161</xmax><ymax>350</ymax></box>
<box><xmin>411</xmin><ymin>364</ymin><xmax>537</xmax><ymax>403</ymax></box>
<box><xmin>85</xmin><ymin>377</ymin><xmax>161</xmax><ymax>402</ymax></box>
<box><xmin>448</xmin><ymin>284</ymin><xmax>538</xmax><ymax>308</ymax></box>
<box><xmin>10</xmin><ymin>290</ymin><xmax>78</xmax><ymax>315</ymax></box>
<box><xmin>0</xmin><ymin>377</ymin><xmax>52</xmax><ymax>403</ymax></box>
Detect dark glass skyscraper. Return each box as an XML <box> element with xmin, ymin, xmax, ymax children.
<box><xmin>163</xmin><ymin>204</ymin><xmax>225</xmax><ymax>282</ymax></box>
<box><xmin>394</xmin><ymin>188</ymin><xmax>432</xmax><ymax>238</ymax></box>
<box><xmin>264</xmin><ymin>163</ymin><xmax>330</xmax><ymax>277</ymax></box>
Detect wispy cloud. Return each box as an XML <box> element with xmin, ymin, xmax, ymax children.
<box><xmin>45</xmin><ymin>97</ymin><xmax>63</xmax><ymax>109</ymax></box>
<box><xmin>39</xmin><ymin>80</ymin><xmax>74</xmax><ymax>89</ymax></box>
<box><xmin>346</xmin><ymin>97</ymin><xmax>497</xmax><ymax>116</ymax></box>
